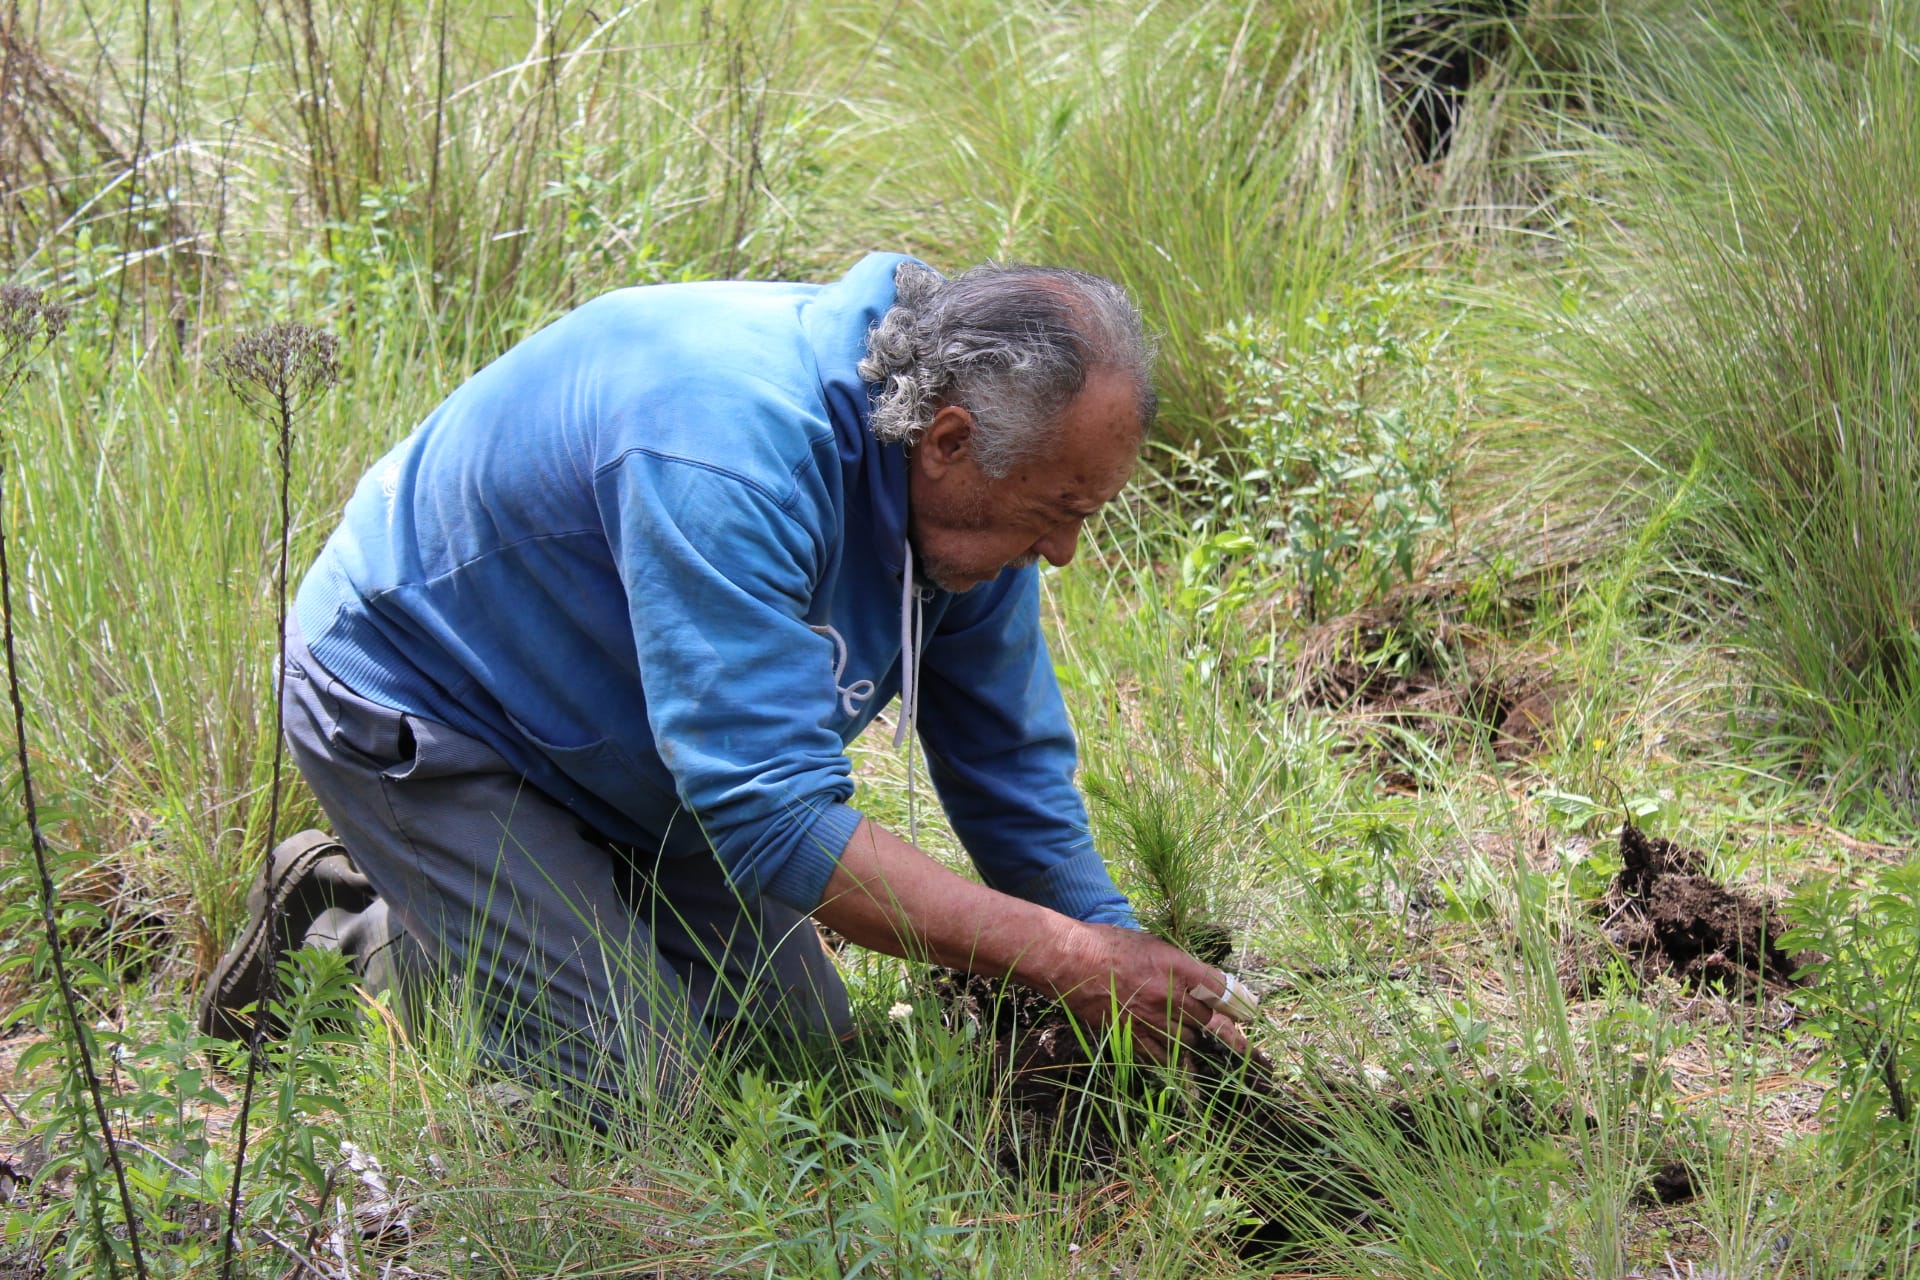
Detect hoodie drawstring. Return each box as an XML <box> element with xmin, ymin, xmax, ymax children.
<box><xmin>894</xmin><ymin>538</ymin><xmax>926</xmax><ymax>844</ymax></box>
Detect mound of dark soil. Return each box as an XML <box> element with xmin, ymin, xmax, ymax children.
<box><xmin>1600</xmin><ymin>824</ymin><xmax>1797</xmax><ymax>993</ymax></box>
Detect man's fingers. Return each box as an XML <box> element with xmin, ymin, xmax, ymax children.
<box><xmin>1170</xmin><ymin>1011</ymin><xmax>1249</xmax><ymax>1058</ymax></box>
<box><xmin>1083</xmin><ymin>931</ymin><xmax>1258</xmax><ymax>1058</ymax></box>
<box><xmin>1177</xmin><ymin>988</ymin><xmax>1218</xmax><ymax>1029</ymax></box>
<box><xmin>1114</xmin><ymin>968</ymin><xmax>1213</xmax><ymax>1032</ymax></box>
<box><xmin>1163</xmin><ymin>984</ymin><xmax>1251</xmax><ymax>1056</ymax></box>
<box><xmin>1206</xmin><ymin>1012</ymin><xmax>1249</xmax><ymax>1054</ymax></box>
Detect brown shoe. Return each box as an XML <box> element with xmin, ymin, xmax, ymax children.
<box><xmin>198</xmin><ymin>830</ymin><xmax>374</xmax><ymax>1040</ymax></box>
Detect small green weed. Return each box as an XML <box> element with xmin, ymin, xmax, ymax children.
<box><xmin>1782</xmin><ymin>860</ymin><xmax>1920</xmax><ymax>1207</ymax></box>
<box><xmin>4</xmin><ymin>948</ymin><xmax>361</xmax><ymax>1278</ymax></box>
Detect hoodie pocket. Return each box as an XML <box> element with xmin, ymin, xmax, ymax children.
<box><xmin>504</xmin><ymin>714</ymin><xmax>626</xmax><ymax>786</ymax></box>
<box><xmin>512</xmin><ymin>719</ymin><xmax>716</xmax><ymax>857</ymax></box>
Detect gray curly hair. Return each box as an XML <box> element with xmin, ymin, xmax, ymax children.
<box><xmin>857</xmin><ymin>261</ymin><xmax>1156</xmax><ymax>477</ymax></box>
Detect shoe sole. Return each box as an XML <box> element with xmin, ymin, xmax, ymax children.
<box><xmin>197</xmin><ymin>830</ymin><xmax>349</xmax><ymax>1041</ymax></box>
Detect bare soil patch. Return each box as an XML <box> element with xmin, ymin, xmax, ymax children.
<box><xmin>1276</xmin><ymin>583</ymin><xmax>1562</xmax><ymax>775</ymax></box>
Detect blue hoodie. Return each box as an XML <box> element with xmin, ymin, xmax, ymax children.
<box><xmin>296</xmin><ymin>252</ymin><xmax>1134</xmax><ymax>926</ymax></box>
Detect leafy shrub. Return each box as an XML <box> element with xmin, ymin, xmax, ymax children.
<box><xmin>3</xmin><ymin>945</ymin><xmax>361</xmax><ymax>1276</ymax></box>
<box><xmin>1191</xmin><ymin>280</ymin><xmax>1474</xmax><ymax>626</ymax></box>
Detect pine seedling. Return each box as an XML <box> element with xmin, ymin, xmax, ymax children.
<box><xmin>0</xmin><ymin>285</ymin><xmax>150</xmax><ymax>1279</ymax></box>
<box><xmin>1085</xmin><ymin>771</ymin><xmax>1233</xmax><ymax>966</ymax></box>
<box><xmin>210</xmin><ymin>321</ymin><xmax>338</xmax><ymax>1280</ymax></box>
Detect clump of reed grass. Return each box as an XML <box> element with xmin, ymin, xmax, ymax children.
<box><xmin>1565</xmin><ymin>5</ymin><xmax>1920</xmax><ymax>816</ymax></box>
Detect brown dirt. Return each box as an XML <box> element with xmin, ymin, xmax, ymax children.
<box><xmin>930</xmin><ymin>968</ymin><xmax>1127</xmax><ymax>1175</ymax></box>
<box><xmin>1277</xmin><ymin>583</ymin><xmax>1563</xmax><ymax>775</ymax></box>
<box><xmin>1640</xmin><ymin>1158</ymin><xmax>1699</xmax><ymax>1206</ymax></box>
<box><xmin>1598</xmin><ymin>824</ymin><xmax>1799</xmax><ymax>995</ymax></box>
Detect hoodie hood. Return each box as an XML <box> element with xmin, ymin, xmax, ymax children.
<box><xmin>804</xmin><ymin>251</ymin><xmax>923</xmax><ymax>587</ymax></box>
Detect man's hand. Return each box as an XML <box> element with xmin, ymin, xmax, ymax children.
<box><xmin>815</xmin><ymin>819</ymin><xmax>1250</xmax><ymax>1059</ymax></box>
<box><xmin>1040</xmin><ymin>921</ymin><xmax>1249</xmax><ymax>1059</ymax></box>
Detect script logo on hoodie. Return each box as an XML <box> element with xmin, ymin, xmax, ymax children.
<box><xmin>810</xmin><ymin>623</ymin><xmax>876</xmax><ymax>720</ymax></box>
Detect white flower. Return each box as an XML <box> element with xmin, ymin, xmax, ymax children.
<box><xmin>888</xmin><ymin>1001</ymin><xmax>914</xmax><ymax>1022</ymax></box>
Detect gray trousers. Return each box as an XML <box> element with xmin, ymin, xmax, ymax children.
<box><xmin>280</xmin><ymin>626</ymin><xmax>852</xmax><ymax>1106</ymax></box>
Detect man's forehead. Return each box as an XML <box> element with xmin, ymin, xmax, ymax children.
<box><xmin>1051</xmin><ymin>453</ymin><xmax>1136</xmax><ymax>509</ymax></box>
<box><xmin>1023</xmin><ymin>369</ymin><xmax>1144</xmax><ymax>492</ymax></box>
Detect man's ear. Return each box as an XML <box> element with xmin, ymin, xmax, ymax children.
<box><xmin>915</xmin><ymin>404</ymin><xmax>974</xmax><ymax>479</ymax></box>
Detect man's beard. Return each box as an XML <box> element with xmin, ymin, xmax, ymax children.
<box><xmin>916</xmin><ymin>549</ymin><xmax>1037</xmax><ymax>593</ymax></box>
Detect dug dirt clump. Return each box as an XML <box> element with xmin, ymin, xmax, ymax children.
<box><xmin>1599</xmin><ymin>823</ymin><xmax>1797</xmax><ymax>993</ymax></box>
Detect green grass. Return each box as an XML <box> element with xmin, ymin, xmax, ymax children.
<box><xmin>1555</xmin><ymin>0</ymin><xmax>1920</xmax><ymax>816</ymax></box>
<box><xmin>3</xmin><ymin>0</ymin><xmax>1920</xmax><ymax>1275</ymax></box>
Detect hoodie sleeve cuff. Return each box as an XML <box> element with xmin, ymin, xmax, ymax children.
<box><xmin>1009</xmin><ymin>851</ymin><xmax>1138</xmax><ymax>928</ymax></box>
<box><xmin>763</xmin><ymin>801</ymin><xmax>866</xmax><ymax>913</ymax></box>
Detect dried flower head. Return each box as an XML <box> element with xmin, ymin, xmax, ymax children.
<box><xmin>0</xmin><ymin>284</ymin><xmax>71</xmax><ymax>400</ymax></box>
<box><xmin>215</xmin><ymin>321</ymin><xmax>340</xmax><ymax>427</ymax></box>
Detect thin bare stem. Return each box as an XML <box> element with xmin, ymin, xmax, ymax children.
<box><xmin>211</xmin><ymin>321</ymin><xmax>336</xmax><ymax>1280</ymax></box>
<box><xmin>0</xmin><ymin>286</ymin><xmax>147</xmax><ymax>1280</ymax></box>
<box><xmin>106</xmin><ymin>0</ymin><xmax>155</xmax><ymax>366</ymax></box>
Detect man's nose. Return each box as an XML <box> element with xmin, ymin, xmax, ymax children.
<box><xmin>1033</xmin><ymin>521</ymin><xmax>1083</xmax><ymax>568</ymax></box>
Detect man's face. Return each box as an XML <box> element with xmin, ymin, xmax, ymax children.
<box><xmin>906</xmin><ymin>368</ymin><xmax>1143</xmax><ymax>594</ymax></box>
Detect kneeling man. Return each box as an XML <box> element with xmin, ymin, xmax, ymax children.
<box><xmin>202</xmin><ymin>253</ymin><xmax>1246</xmax><ymax>1103</ymax></box>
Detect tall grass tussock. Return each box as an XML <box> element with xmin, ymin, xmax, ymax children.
<box><xmin>1564</xmin><ymin>2</ymin><xmax>1920</xmax><ymax>813</ymax></box>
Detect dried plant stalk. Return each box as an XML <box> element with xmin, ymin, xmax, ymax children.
<box><xmin>0</xmin><ymin>284</ymin><xmax>148</xmax><ymax>1280</ymax></box>
<box><xmin>212</xmin><ymin>320</ymin><xmax>338</xmax><ymax>1280</ymax></box>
